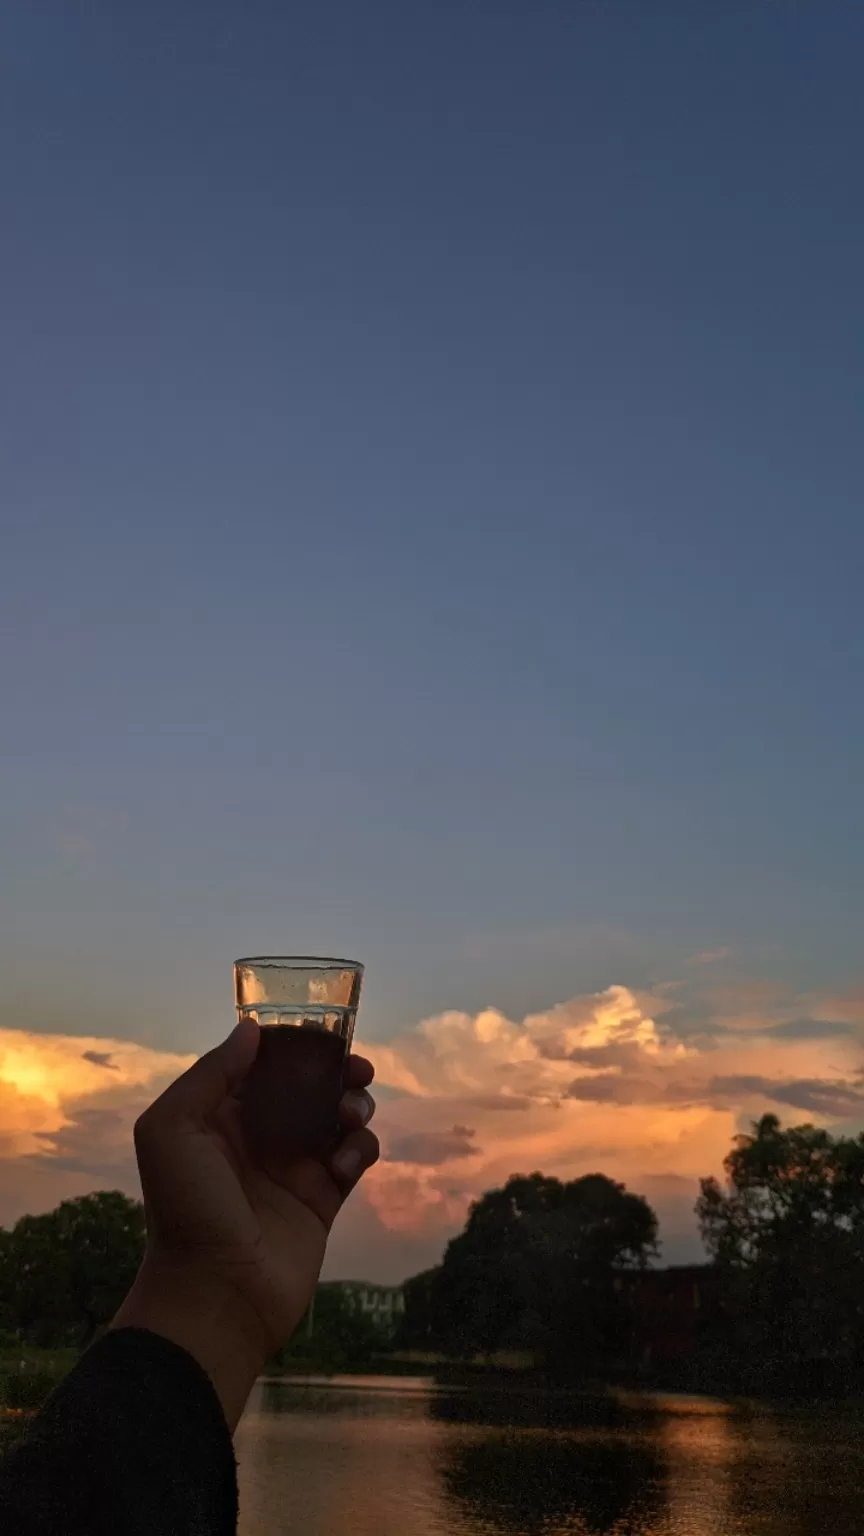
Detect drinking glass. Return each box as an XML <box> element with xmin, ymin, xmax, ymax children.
<box><xmin>233</xmin><ymin>956</ymin><xmax>364</xmax><ymax>1155</ymax></box>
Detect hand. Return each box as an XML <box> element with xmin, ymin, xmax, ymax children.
<box><xmin>112</xmin><ymin>1017</ymin><xmax>378</xmax><ymax>1428</ymax></box>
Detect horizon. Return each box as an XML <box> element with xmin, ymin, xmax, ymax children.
<box><xmin>4</xmin><ymin>2</ymin><xmax>864</xmax><ymax>1285</ymax></box>
<box><xmin>2</xmin><ymin>964</ymin><xmax>861</xmax><ymax>1282</ymax></box>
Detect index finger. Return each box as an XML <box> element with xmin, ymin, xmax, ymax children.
<box><xmin>345</xmin><ymin>1054</ymin><xmax>374</xmax><ymax>1089</ymax></box>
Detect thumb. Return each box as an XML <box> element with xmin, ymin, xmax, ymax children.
<box><xmin>147</xmin><ymin>1017</ymin><xmax>260</xmax><ymax>1125</ymax></box>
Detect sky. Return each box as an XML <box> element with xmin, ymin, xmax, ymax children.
<box><xmin>2</xmin><ymin>1</ymin><xmax>864</xmax><ymax>1281</ymax></box>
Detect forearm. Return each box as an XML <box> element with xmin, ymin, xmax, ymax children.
<box><xmin>111</xmin><ymin>1253</ymin><xmax>270</xmax><ymax>1432</ymax></box>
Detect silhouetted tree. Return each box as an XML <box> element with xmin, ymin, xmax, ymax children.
<box><xmin>407</xmin><ymin>1172</ymin><xmax>657</xmax><ymax>1374</ymax></box>
<box><xmin>0</xmin><ymin>1192</ymin><xmax>145</xmax><ymax>1346</ymax></box>
<box><xmin>401</xmin><ymin>1266</ymin><xmax>444</xmax><ymax>1351</ymax></box>
<box><xmin>697</xmin><ymin>1114</ymin><xmax>864</xmax><ymax>1386</ymax></box>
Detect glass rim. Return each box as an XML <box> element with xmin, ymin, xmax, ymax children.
<box><xmin>233</xmin><ymin>955</ymin><xmax>363</xmax><ymax>972</ymax></box>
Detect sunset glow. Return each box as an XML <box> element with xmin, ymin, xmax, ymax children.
<box><xmin>2</xmin><ymin>976</ymin><xmax>862</xmax><ymax>1278</ymax></box>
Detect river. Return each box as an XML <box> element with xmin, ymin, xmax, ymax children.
<box><xmin>234</xmin><ymin>1374</ymin><xmax>864</xmax><ymax>1535</ymax></box>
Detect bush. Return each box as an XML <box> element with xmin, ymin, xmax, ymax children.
<box><xmin>0</xmin><ymin>1368</ymin><xmax>60</xmax><ymax>1411</ymax></box>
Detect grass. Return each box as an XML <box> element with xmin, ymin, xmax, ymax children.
<box><xmin>0</xmin><ymin>1350</ymin><xmax>76</xmax><ymax>1451</ymax></box>
<box><xmin>0</xmin><ymin>1347</ymin><xmax>78</xmax><ymax>1377</ymax></box>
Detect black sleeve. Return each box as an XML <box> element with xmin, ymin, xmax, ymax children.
<box><xmin>0</xmin><ymin>1328</ymin><xmax>237</xmax><ymax>1536</ymax></box>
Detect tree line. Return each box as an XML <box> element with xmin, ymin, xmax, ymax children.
<box><xmin>5</xmin><ymin>1116</ymin><xmax>864</xmax><ymax>1392</ymax></box>
<box><xmin>402</xmin><ymin>1114</ymin><xmax>864</xmax><ymax>1392</ymax></box>
<box><xmin>0</xmin><ymin>1191</ymin><xmax>145</xmax><ymax>1348</ymax></box>
<box><xmin>0</xmin><ymin>1192</ymin><xmax>396</xmax><ymax>1370</ymax></box>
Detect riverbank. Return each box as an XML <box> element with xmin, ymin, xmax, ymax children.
<box><xmin>0</xmin><ymin>1351</ymin><xmax>76</xmax><ymax>1450</ymax></box>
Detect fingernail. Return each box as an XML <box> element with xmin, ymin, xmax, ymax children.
<box><xmin>343</xmin><ymin>1091</ymin><xmax>371</xmax><ymax>1126</ymax></box>
<box><xmin>334</xmin><ymin>1147</ymin><xmax>362</xmax><ymax>1181</ymax></box>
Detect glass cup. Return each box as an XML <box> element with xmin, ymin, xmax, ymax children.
<box><xmin>233</xmin><ymin>956</ymin><xmax>364</xmax><ymax>1156</ymax></box>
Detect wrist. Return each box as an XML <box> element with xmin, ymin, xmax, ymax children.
<box><xmin>111</xmin><ymin>1251</ymin><xmax>271</xmax><ymax>1431</ymax></box>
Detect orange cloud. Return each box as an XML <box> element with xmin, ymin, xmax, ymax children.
<box><xmin>0</xmin><ymin>1029</ymin><xmax>194</xmax><ymax>1223</ymax></box>
<box><xmin>809</xmin><ymin>989</ymin><xmax>864</xmax><ymax>1025</ymax></box>
<box><xmin>368</xmin><ymin>983</ymin><xmax>864</xmax><ymax>1259</ymax></box>
<box><xmin>3</xmin><ymin>976</ymin><xmax>864</xmax><ymax>1280</ymax></box>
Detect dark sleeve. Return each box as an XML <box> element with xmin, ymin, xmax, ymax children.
<box><xmin>0</xmin><ymin>1327</ymin><xmax>237</xmax><ymax>1536</ymax></box>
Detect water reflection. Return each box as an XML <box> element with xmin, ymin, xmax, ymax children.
<box><xmin>440</xmin><ymin>1427</ymin><xmax>667</xmax><ymax>1534</ymax></box>
<box><xmin>430</xmin><ymin>1386</ymin><xmax>641</xmax><ymax>1430</ymax></box>
<box><xmin>236</xmin><ymin>1377</ymin><xmax>864</xmax><ymax>1536</ymax></box>
<box><xmin>660</xmin><ymin>1406</ymin><xmax>741</xmax><ymax>1536</ymax></box>
<box><xmin>701</xmin><ymin>1407</ymin><xmax>864</xmax><ymax>1536</ymax></box>
<box><xmin>237</xmin><ymin>1380</ymin><xmax>452</xmax><ymax>1536</ymax></box>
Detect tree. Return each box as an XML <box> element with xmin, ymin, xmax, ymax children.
<box><xmin>0</xmin><ymin>1192</ymin><xmax>145</xmax><ymax>1346</ymax></box>
<box><xmin>697</xmin><ymin>1115</ymin><xmax>864</xmax><ymax>1383</ymax></box>
<box><xmin>408</xmin><ymin>1172</ymin><xmax>658</xmax><ymax>1374</ymax></box>
<box><xmin>274</xmin><ymin>1284</ymin><xmax>391</xmax><ymax>1372</ymax></box>
<box><xmin>401</xmin><ymin>1267</ymin><xmax>444</xmax><ymax>1351</ymax></box>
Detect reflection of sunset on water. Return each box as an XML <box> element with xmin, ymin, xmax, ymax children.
<box><xmin>237</xmin><ymin>1383</ymin><xmax>864</xmax><ymax>1536</ymax></box>
<box><xmin>237</xmin><ymin>1383</ymin><xmax>450</xmax><ymax>1536</ymax></box>
<box><xmin>661</xmin><ymin>1404</ymin><xmax>737</xmax><ymax>1536</ymax></box>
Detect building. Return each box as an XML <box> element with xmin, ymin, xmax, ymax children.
<box><xmin>320</xmin><ymin>1281</ymin><xmax>405</xmax><ymax>1326</ymax></box>
<box><xmin>630</xmin><ymin>1264</ymin><xmax>721</xmax><ymax>1366</ymax></box>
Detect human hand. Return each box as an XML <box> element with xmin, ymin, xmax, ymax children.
<box><xmin>112</xmin><ymin>1018</ymin><xmax>378</xmax><ymax>1427</ymax></box>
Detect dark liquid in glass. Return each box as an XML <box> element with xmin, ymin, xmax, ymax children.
<box><xmin>241</xmin><ymin>1024</ymin><xmax>348</xmax><ymax>1156</ymax></box>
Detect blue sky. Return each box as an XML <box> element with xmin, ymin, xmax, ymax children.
<box><xmin>3</xmin><ymin>0</ymin><xmax>864</xmax><ymax>1077</ymax></box>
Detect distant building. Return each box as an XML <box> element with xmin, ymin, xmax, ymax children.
<box><xmin>630</xmin><ymin>1264</ymin><xmax>721</xmax><ymax>1365</ymax></box>
<box><xmin>320</xmin><ymin>1280</ymin><xmax>405</xmax><ymax>1324</ymax></box>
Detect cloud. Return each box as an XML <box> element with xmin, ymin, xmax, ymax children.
<box><xmin>5</xmin><ymin>971</ymin><xmax>864</xmax><ymax>1280</ymax></box>
<box><xmin>0</xmin><ymin>1024</ymin><xmax>438</xmax><ymax>1285</ymax></box>
<box><xmin>0</xmin><ymin>1028</ymin><xmax>194</xmax><ymax>1225</ymax></box>
<box><xmin>685</xmin><ymin>948</ymin><xmax>732</xmax><ymax>966</ymax></box>
<box><xmin>387</xmin><ymin>1126</ymin><xmax>479</xmax><ymax>1166</ymax></box>
<box><xmin>31</xmin><ymin>1107</ymin><xmax>141</xmax><ymax>1182</ymax></box>
<box><xmin>350</xmin><ymin>1172</ymin><xmax>460</xmax><ymax>1237</ymax></box>
<box><xmin>462</xmin><ymin>1093</ymin><xmax>531</xmax><ymax>1112</ymax></box>
<box><xmin>706</xmin><ymin>1075</ymin><xmax>864</xmax><ymax>1117</ymax></box>
<box><xmin>770</xmin><ymin>1017</ymin><xmax>854</xmax><ymax>1041</ymax></box>
<box><xmin>322</xmin><ymin>1185</ymin><xmax>447</xmax><ymax>1284</ymax></box>
<box><xmin>374</xmin><ymin>986</ymin><xmax>683</xmax><ymax>1105</ymax></box>
<box><xmin>688</xmin><ymin>979</ymin><xmax>797</xmax><ymax>1033</ymax></box>
<box><xmin>563</xmin><ymin>1066</ymin><xmax>864</xmax><ymax>1118</ymax></box>
<box><xmin>809</xmin><ymin>989</ymin><xmax>864</xmax><ymax>1026</ymax></box>
<box><xmin>367</xmin><ymin>980</ymin><xmax>864</xmax><ymax>1263</ymax></box>
<box><xmin>567</xmin><ymin>1074</ymin><xmax>664</xmax><ymax>1105</ymax></box>
<box><xmin>81</xmin><ymin>1050</ymin><xmax>118</xmax><ymax>1071</ymax></box>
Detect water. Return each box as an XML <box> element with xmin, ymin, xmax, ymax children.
<box><xmin>235</xmin><ymin>1376</ymin><xmax>864</xmax><ymax>1535</ymax></box>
